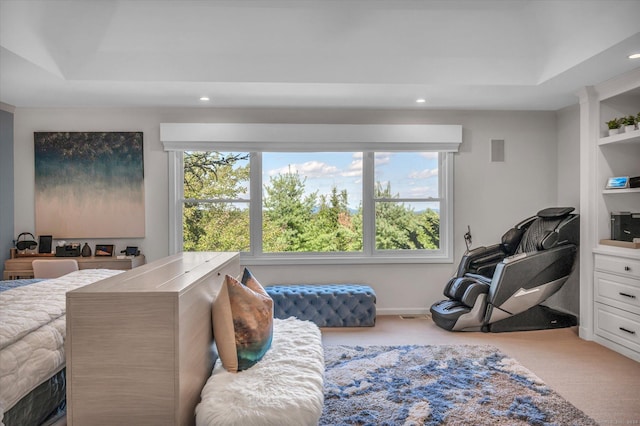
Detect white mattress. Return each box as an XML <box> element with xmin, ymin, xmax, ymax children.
<box><xmin>0</xmin><ymin>269</ymin><xmax>124</xmax><ymax>417</ymax></box>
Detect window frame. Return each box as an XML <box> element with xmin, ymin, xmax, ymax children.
<box><xmin>163</xmin><ymin>123</ymin><xmax>461</xmax><ymax>265</ymax></box>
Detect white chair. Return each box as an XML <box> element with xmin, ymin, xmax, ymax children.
<box><xmin>32</xmin><ymin>259</ymin><xmax>79</xmax><ymax>279</ymax></box>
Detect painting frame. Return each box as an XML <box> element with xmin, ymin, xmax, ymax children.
<box><xmin>34</xmin><ymin>132</ymin><xmax>145</xmax><ymax>238</ymax></box>
<box><xmin>95</xmin><ymin>244</ymin><xmax>114</xmax><ymax>257</ymax></box>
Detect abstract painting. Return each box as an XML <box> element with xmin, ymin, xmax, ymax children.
<box><xmin>34</xmin><ymin>132</ymin><xmax>145</xmax><ymax>238</ymax></box>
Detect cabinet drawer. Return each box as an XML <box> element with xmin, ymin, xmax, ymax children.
<box><xmin>595</xmin><ymin>272</ymin><xmax>640</xmax><ymax>314</ymax></box>
<box><xmin>595</xmin><ymin>254</ymin><xmax>640</xmax><ymax>279</ymax></box>
<box><xmin>595</xmin><ymin>303</ymin><xmax>640</xmax><ymax>353</ymax></box>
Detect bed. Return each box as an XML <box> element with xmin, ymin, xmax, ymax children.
<box><xmin>0</xmin><ymin>270</ymin><xmax>125</xmax><ymax>426</ymax></box>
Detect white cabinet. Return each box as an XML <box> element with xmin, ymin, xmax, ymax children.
<box><xmin>593</xmin><ymin>250</ymin><xmax>640</xmax><ymax>360</ymax></box>
<box><xmin>578</xmin><ymin>67</ymin><xmax>640</xmax><ymax>362</ymax></box>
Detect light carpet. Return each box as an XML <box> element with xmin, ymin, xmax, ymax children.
<box><xmin>320</xmin><ymin>345</ymin><xmax>597</xmax><ymax>426</ymax></box>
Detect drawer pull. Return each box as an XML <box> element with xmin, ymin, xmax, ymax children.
<box><xmin>624</xmin><ymin>266</ymin><xmax>631</xmax><ymax>271</ymax></box>
<box><xmin>619</xmin><ymin>327</ymin><xmax>636</xmax><ymax>335</ymax></box>
<box><xmin>619</xmin><ymin>292</ymin><xmax>637</xmax><ymax>299</ymax></box>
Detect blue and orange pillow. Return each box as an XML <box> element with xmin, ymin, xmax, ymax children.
<box><xmin>212</xmin><ymin>268</ymin><xmax>274</xmax><ymax>372</ymax></box>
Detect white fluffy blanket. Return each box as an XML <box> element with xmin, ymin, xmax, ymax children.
<box><xmin>196</xmin><ymin>317</ymin><xmax>325</xmax><ymax>426</ymax></box>
<box><xmin>0</xmin><ymin>269</ymin><xmax>124</xmax><ymax>415</ymax></box>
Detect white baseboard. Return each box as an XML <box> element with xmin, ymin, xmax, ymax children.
<box><xmin>377</xmin><ymin>308</ymin><xmax>431</xmax><ymax>316</ymax></box>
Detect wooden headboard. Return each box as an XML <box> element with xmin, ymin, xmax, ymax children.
<box><xmin>66</xmin><ymin>252</ymin><xmax>240</xmax><ymax>426</ymax></box>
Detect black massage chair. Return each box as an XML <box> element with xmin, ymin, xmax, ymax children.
<box><xmin>430</xmin><ymin>207</ymin><xmax>579</xmax><ymax>332</ymax></box>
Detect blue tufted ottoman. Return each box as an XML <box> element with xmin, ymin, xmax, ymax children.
<box><xmin>266</xmin><ymin>284</ymin><xmax>376</xmax><ymax>327</ymax></box>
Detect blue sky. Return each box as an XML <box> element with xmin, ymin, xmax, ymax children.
<box><xmin>263</xmin><ymin>152</ymin><xmax>439</xmax><ymax>209</ymax></box>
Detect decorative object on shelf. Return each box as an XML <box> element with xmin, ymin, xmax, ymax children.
<box><xmin>621</xmin><ymin>115</ymin><xmax>637</xmax><ymax>133</ymax></box>
<box><xmin>55</xmin><ymin>243</ymin><xmax>81</xmax><ymax>257</ymax></box>
<box><xmin>16</xmin><ymin>232</ymin><xmax>38</xmax><ymax>251</ymax></box>
<box><xmin>81</xmin><ymin>242</ymin><xmax>92</xmax><ymax>257</ymax></box>
<box><xmin>95</xmin><ymin>244</ymin><xmax>114</xmax><ymax>256</ymax></box>
<box><xmin>121</xmin><ymin>246</ymin><xmax>140</xmax><ymax>256</ymax></box>
<box><xmin>606</xmin><ymin>118</ymin><xmax>621</xmax><ymax>136</ymax></box>
<box><xmin>611</xmin><ymin>212</ymin><xmax>640</xmax><ymax>242</ymax></box>
<box><xmin>38</xmin><ymin>235</ymin><xmax>53</xmax><ymax>254</ymax></box>
<box><xmin>605</xmin><ymin>176</ymin><xmax>630</xmax><ymax>189</ymax></box>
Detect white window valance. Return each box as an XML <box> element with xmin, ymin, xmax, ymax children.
<box><xmin>160</xmin><ymin>123</ymin><xmax>462</xmax><ymax>152</ymax></box>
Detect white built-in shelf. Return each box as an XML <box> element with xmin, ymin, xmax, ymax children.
<box><xmin>599</xmin><ymin>129</ymin><xmax>640</xmax><ymax>146</ymax></box>
<box><xmin>602</xmin><ymin>187</ymin><xmax>640</xmax><ymax>195</ymax></box>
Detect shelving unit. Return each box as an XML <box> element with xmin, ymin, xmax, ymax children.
<box><xmin>578</xmin><ymin>67</ymin><xmax>640</xmax><ymax>362</ymax></box>
<box><xmin>603</xmin><ymin>188</ymin><xmax>640</xmax><ymax>195</ymax></box>
<box><xmin>598</xmin><ymin>129</ymin><xmax>640</xmax><ymax>146</ymax></box>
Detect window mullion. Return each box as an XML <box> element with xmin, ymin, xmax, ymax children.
<box><xmin>442</xmin><ymin>152</ymin><xmax>454</xmax><ymax>260</ymax></box>
<box><xmin>250</xmin><ymin>152</ymin><xmax>262</xmax><ymax>257</ymax></box>
<box><xmin>362</xmin><ymin>151</ymin><xmax>374</xmax><ymax>255</ymax></box>
<box><xmin>169</xmin><ymin>151</ymin><xmax>183</xmax><ymax>255</ymax></box>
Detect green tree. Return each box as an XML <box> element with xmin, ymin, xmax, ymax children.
<box><xmin>307</xmin><ymin>186</ymin><xmax>361</xmax><ymax>252</ymax></box>
<box><xmin>183</xmin><ymin>152</ymin><xmax>249</xmax><ymax>251</ymax></box>
<box><xmin>374</xmin><ymin>182</ymin><xmax>439</xmax><ymax>250</ymax></box>
<box><xmin>416</xmin><ymin>209</ymin><xmax>440</xmax><ymax>249</ymax></box>
<box><xmin>181</xmin><ymin>151</ymin><xmax>438</xmax><ymax>253</ymax></box>
<box><xmin>263</xmin><ymin>170</ymin><xmax>317</xmax><ymax>252</ymax></box>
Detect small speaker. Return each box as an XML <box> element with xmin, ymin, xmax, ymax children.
<box><xmin>38</xmin><ymin>235</ymin><xmax>53</xmax><ymax>254</ymax></box>
<box><xmin>491</xmin><ymin>139</ymin><xmax>505</xmax><ymax>162</ymax></box>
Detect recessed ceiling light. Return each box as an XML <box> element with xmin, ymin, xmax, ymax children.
<box><xmin>629</xmin><ymin>53</ymin><xmax>640</xmax><ymax>59</ymax></box>
<box><xmin>200</xmin><ymin>96</ymin><xmax>210</xmax><ymax>101</ymax></box>
<box><xmin>416</xmin><ymin>98</ymin><xmax>426</xmax><ymax>103</ymax></box>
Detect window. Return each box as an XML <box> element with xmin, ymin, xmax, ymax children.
<box><xmin>163</xmin><ymin>123</ymin><xmax>461</xmax><ymax>264</ymax></box>
<box><xmin>182</xmin><ymin>152</ymin><xmax>250</xmax><ymax>252</ymax></box>
<box><xmin>373</xmin><ymin>152</ymin><xmax>442</xmax><ymax>251</ymax></box>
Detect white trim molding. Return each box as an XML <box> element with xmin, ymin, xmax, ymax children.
<box><xmin>163</xmin><ymin>122</ymin><xmax>462</xmax><ymax>263</ymax></box>
<box><xmin>160</xmin><ymin>123</ymin><xmax>462</xmax><ymax>152</ymax></box>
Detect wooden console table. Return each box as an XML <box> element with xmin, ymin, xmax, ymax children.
<box><xmin>66</xmin><ymin>252</ymin><xmax>240</xmax><ymax>425</ymax></box>
<box><xmin>3</xmin><ymin>255</ymin><xmax>146</xmax><ymax>280</ymax></box>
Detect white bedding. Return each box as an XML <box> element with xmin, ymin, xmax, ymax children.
<box><xmin>0</xmin><ymin>269</ymin><xmax>124</xmax><ymax>416</ymax></box>
<box><xmin>196</xmin><ymin>317</ymin><xmax>325</xmax><ymax>426</ymax></box>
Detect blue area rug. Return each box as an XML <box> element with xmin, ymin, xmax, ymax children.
<box><xmin>320</xmin><ymin>345</ymin><xmax>597</xmax><ymax>426</ymax></box>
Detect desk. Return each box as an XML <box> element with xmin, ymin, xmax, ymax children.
<box><xmin>3</xmin><ymin>255</ymin><xmax>146</xmax><ymax>280</ymax></box>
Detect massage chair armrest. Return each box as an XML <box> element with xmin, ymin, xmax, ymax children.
<box><xmin>455</xmin><ymin>244</ymin><xmax>506</xmax><ymax>278</ymax></box>
<box><xmin>488</xmin><ymin>244</ymin><xmax>578</xmax><ymax>308</ymax></box>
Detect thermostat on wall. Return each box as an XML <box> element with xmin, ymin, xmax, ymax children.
<box><xmin>605</xmin><ymin>176</ymin><xmax>630</xmax><ymax>189</ymax></box>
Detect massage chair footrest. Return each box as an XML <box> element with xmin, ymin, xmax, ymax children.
<box><xmin>430</xmin><ymin>300</ymin><xmax>472</xmax><ymax>331</ymax></box>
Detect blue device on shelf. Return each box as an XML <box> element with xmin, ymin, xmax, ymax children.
<box><xmin>605</xmin><ymin>176</ymin><xmax>629</xmax><ymax>189</ymax></box>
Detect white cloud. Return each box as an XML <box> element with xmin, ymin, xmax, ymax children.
<box><xmin>419</xmin><ymin>152</ymin><xmax>439</xmax><ymax>160</ymax></box>
<box><xmin>374</xmin><ymin>152</ymin><xmax>392</xmax><ymax>165</ymax></box>
<box><xmin>268</xmin><ymin>161</ymin><xmax>340</xmax><ymax>178</ymax></box>
<box><xmin>409</xmin><ymin>168</ymin><xmax>438</xmax><ymax>179</ymax></box>
<box><xmin>344</xmin><ymin>154</ymin><xmax>363</xmax><ymax>177</ymax></box>
<box><xmin>407</xmin><ymin>186</ymin><xmax>437</xmax><ymax>198</ymax></box>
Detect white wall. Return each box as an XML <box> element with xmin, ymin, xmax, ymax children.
<box><xmin>1</xmin><ymin>107</ymin><xmax>15</xmax><ymax>277</ymax></box>
<box><xmin>545</xmin><ymin>104</ymin><xmax>581</xmax><ymax>316</ymax></box>
<box><xmin>556</xmin><ymin>104</ymin><xmax>580</xmax><ymax>208</ymax></box>
<box><xmin>13</xmin><ymin>107</ymin><xmax>564</xmax><ymax>314</ymax></box>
